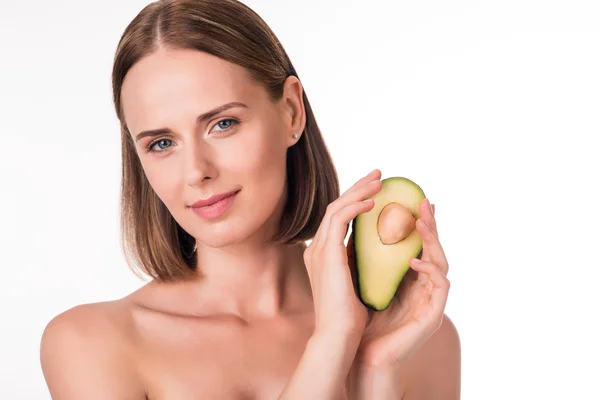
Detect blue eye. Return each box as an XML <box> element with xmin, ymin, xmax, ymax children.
<box><xmin>145</xmin><ymin>118</ymin><xmax>239</xmax><ymax>154</ymax></box>
<box><xmin>213</xmin><ymin>118</ymin><xmax>239</xmax><ymax>132</ymax></box>
<box><xmin>146</xmin><ymin>138</ymin><xmax>172</xmax><ymax>153</ymax></box>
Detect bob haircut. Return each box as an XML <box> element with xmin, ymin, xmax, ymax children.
<box><xmin>111</xmin><ymin>0</ymin><xmax>339</xmax><ymax>281</ymax></box>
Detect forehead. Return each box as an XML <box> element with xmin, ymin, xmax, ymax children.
<box><xmin>120</xmin><ymin>48</ymin><xmax>259</xmax><ymax>134</ymax></box>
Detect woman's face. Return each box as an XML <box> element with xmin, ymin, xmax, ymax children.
<box><xmin>120</xmin><ymin>48</ymin><xmax>305</xmax><ymax>248</ymax></box>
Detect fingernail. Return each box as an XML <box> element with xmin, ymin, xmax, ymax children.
<box><xmin>432</xmin><ymin>204</ymin><xmax>435</xmax><ymax>215</ymax></box>
<box><xmin>411</xmin><ymin>258</ymin><xmax>422</xmax><ymax>264</ymax></box>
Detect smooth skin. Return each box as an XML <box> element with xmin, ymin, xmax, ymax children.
<box><xmin>40</xmin><ymin>48</ymin><xmax>460</xmax><ymax>399</ymax></box>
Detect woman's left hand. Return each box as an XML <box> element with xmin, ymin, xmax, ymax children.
<box><xmin>347</xmin><ymin>198</ymin><xmax>451</xmax><ymax>370</ymax></box>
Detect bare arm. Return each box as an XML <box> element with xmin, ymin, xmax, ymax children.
<box><xmin>347</xmin><ymin>314</ymin><xmax>461</xmax><ymax>400</ymax></box>
<box><xmin>277</xmin><ymin>329</ymin><xmax>360</xmax><ymax>399</ymax></box>
<box><xmin>346</xmin><ymin>364</ymin><xmax>405</xmax><ymax>399</ymax></box>
<box><xmin>276</xmin><ymin>170</ymin><xmax>384</xmax><ymax>399</ymax></box>
<box><xmin>403</xmin><ymin>315</ymin><xmax>461</xmax><ymax>400</ymax></box>
<box><xmin>40</xmin><ymin>305</ymin><xmax>146</xmax><ymax>400</ymax></box>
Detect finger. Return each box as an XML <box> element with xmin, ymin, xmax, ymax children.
<box><xmin>311</xmin><ymin>170</ymin><xmax>381</xmax><ymax>248</ymax></box>
<box><xmin>332</xmin><ymin>172</ymin><xmax>382</xmax><ymax>218</ymax></box>
<box><xmin>331</xmin><ymin>169</ymin><xmax>382</xmax><ymax>219</ymax></box>
<box><xmin>416</xmin><ymin>218</ymin><xmax>449</xmax><ymax>275</ymax></box>
<box><xmin>409</xmin><ymin>258</ymin><xmax>450</xmax><ymax>313</ymax></box>
<box><xmin>350</xmin><ymin>168</ymin><xmax>382</xmax><ymax>190</ymax></box>
<box><xmin>317</xmin><ymin>179</ymin><xmax>382</xmax><ymax>248</ymax></box>
<box><xmin>327</xmin><ymin>199</ymin><xmax>375</xmax><ymax>247</ymax></box>
<box><xmin>420</xmin><ymin>198</ymin><xmax>438</xmax><ymax>236</ymax></box>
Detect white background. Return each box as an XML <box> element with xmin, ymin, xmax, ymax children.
<box><xmin>1</xmin><ymin>0</ymin><xmax>599</xmax><ymax>398</ymax></box>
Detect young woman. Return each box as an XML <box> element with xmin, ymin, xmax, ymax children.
<box><xmin>40</xmin><ymin>0</ymin><xmax>460</xmax><ymax>398</ymax></box>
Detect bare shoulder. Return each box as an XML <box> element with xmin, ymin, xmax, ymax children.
<box><xmin>402</xmin><ymin>313</ymin><xmax>461</xmax><ymax>400</ymax></box>
<box><xmin>40</xmin><ymin>300</ymin><xmax>146</xmax><ymax>399</ymax></box>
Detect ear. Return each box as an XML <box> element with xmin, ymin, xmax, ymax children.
<box><xmin>280</xmin><ymin>76</ymin><xmax>306</xmax><ymax>147</ymax></box>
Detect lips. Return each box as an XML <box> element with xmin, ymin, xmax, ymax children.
<box><xmin>190</xmin><ymin>189</ymin><xmax>240</xmax><ymax>208</ymax></box>
<box><xmin>190</xmin><ymin>190</ymin><xmax>239</xmax><ymax>220</ymax></box>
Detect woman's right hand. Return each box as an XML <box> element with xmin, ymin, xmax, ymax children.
<box><xmin>303</xmin><ymin>168</ymin><xmax>383</xmax><ymax>339</ymax></box>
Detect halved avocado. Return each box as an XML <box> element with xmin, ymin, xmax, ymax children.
<box><xmin>351</xmin><ymin>177</ymin><xmax>426</xmax><ymax>311</ymax></box>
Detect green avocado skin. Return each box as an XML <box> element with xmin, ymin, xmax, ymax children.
<box><xmin>350</xmin><ymin>177</ymin><xmax>426</xmax><ymax>311</ymax></box>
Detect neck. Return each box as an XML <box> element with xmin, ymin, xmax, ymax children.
<box><xmin>192</xmin><ymin>238</ymin><xmax>312</xmax><ymax>321</ymax></box>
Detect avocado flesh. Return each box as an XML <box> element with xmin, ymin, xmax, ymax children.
<box><xmin>352</xmin><ymin>177</ymin><xmax>426</xmax><ymax>311</ymax></box>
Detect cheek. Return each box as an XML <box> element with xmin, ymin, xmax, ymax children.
<box><xmin>140</xmin><ymin>158</ymin><xmax>182</xmax><ymax>207</ymax></box>
<box><xmin>230</xmin><ymin>128</ymin><xmax>286</xmax><ymax>180</ymax></box>
<box><xmin>229</xmin><ymin>128</ymin><xmax>288</xmax><ymax>213</ymax></box>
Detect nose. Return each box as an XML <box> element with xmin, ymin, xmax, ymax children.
<box><xmin>184</xmin><ymin>139</ymin><xmax>217</xmax><ymax>186</ymax></box>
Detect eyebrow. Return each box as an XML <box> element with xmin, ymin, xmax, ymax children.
<box><xmin>134</xmin><ymin>101</ymin><xmax>249</xmax><ymax>142</ymax></box>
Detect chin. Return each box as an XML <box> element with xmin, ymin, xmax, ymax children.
<box><xmin>194</xmin><ymin>216</ymin><xmax>261</xmax><ymax>248</ymax></box>
<box><xmin>199</xmin><ymin>229</ymin><xmax>244</xmax><ymax>248</ymax></box>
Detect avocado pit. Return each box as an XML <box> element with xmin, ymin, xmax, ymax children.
<box><xmin>377</xmin><ymin>202</ymin><xmax>416</xmax><ymax>244</ymax></box>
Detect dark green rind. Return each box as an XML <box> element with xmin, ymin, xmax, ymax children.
<box><xmin>351</xmin><ymin>176</ymin><xmax>426</xmax><ymax>311</ymax></box>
